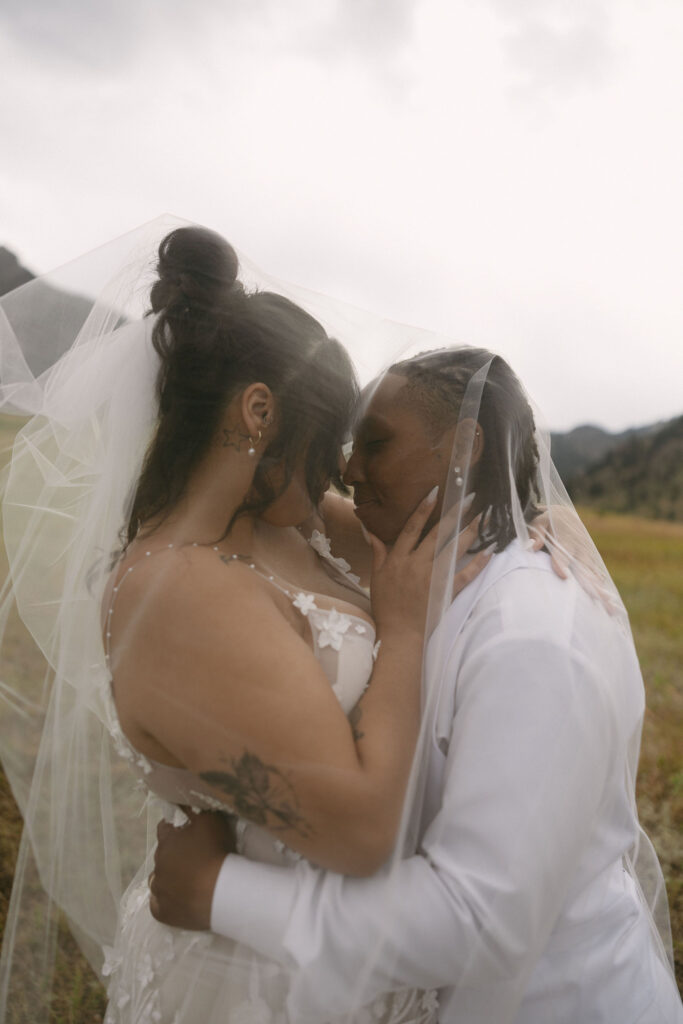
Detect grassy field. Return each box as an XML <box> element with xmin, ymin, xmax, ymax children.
<box><xmin>0</xmin><ymin>507</ymin><xmax>681</xmax><ymax>1019</ymax></box>
<box><xmin>580</xmin><ymin>509</ymin><xmax>683</xmax><ymax>989</ymax></box>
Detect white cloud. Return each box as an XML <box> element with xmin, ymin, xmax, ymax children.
<box><xmin>487</xmin><ymin>0</ymin><xmax>617</xmax><ymax>98</ymax></box>
<box><xmin>1</xmin><ymin>0</ymin><xmax>682</xmax><ymax>430</ymax></box>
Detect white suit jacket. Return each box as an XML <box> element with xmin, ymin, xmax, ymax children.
<box><xmin>212</xmin><ymin>543</ymin><xmax>683</xmax><ymax>1023</ymax></box>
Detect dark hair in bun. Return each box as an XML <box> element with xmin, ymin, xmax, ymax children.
<box><xmin>150</xmin><ymin>226</ymin><xmax>241</xmax><ymax>314</ymax></box>
<box><xmin>126</xmin><ymin>226</ymin><xmax>358</xmax><ymax>544</ymax></box>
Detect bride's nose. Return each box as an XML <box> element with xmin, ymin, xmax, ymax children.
<box><xmin>342</xmin><ymin>445</ymin><xmax>364</xmax><ymax>486</ymax></box>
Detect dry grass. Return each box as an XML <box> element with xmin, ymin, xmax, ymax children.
<box><xmin>580</xmin><ymin>509</ymin><xmax>683</xmax><ymax>989</ymax></box>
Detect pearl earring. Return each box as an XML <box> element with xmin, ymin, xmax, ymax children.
<box><xmin>247</xmin><ymin>429</ymin><xmax>262</xmax><ymax>457</ymax></box>
<box><xmin>453</xmin><ymin>465</ymin><xmax>463</xmax><ymax>486</ymax></box>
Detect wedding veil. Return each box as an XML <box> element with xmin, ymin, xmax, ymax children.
<box><xmin>0</xmin><ymin>217</ymin><xmax>675</xmax><ymax>1022</ymax></box>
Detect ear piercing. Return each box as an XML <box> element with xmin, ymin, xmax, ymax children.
<box><xmin>247</xmin><ymin>430</ymin><xmax>262</xmax><ymax>456</ymax></box>
<box><xmin>453</xmin><ymin>431</ymin><xmax>479</xmax><ymax>484</ymax></box>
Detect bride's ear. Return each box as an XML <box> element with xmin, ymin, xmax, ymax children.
<box><xmin>239</xmin><ymin>382</ymin><xmax>275</xmax><ymax>437</ymax></box>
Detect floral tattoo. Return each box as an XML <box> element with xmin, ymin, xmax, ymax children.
<box><xmin>200</xmin><ymin>751</ymin><xmax>313</xmax><ymax>837</ymax></box>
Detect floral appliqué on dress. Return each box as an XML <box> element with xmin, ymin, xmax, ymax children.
<box><xmin>293</xmin><ymin>592</ymin><xmax>357</xmax><ymax>651</ymax></box>
<box><xmin>308</xmin><ymin>529</ymin><xmax>362</xmax><ymax>587</ymax></box>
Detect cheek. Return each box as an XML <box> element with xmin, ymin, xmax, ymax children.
<box><xmin>376</xmin><ymin>449</ymin><xmax>443</xmax><ymax>507</ymax></box>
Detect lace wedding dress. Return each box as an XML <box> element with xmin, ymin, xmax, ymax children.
<box><xmin>102</xmin><ymin>537</ymin><xmax>438</xmax><ymax>1024</ymax></box>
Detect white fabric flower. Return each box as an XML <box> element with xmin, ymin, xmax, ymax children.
<box><xmin>421</xmin><ymin>989</ymin><xmax>440</xmax><ymax>1013</ymax></box>
<box><xmin>309</xmin><ymin>529</ymin><xmax>362</xmax><ymax>586</ymax></box>
<box><xmin>293</xmin><ymin>592</ymin><xmax>317</xmax><ymax>616</ymax></box>
<box><xmin>138</xmin><ymin>952</ymin><xmax>155</xmax><ymax>988</ymax></box>
<box><xmin>101</xmin><ymin>944</ymin><xmax>122</xmax><ymax>978</ymax></box>
<box><xmin>316</xmin><ymin>608</ymin><xmax>352</xmax><ymax>651</ymax></box>
<box><xmin>308</xmin><ymin>529</ymin><xmax>332</xmax><ymax>559</ymax></box>
<box><xmin>171</xmin><ymin>806</ymin><xmax>190</xmax><ymax>828</ymax></box>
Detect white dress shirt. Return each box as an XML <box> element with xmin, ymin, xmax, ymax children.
<box><xmin>211</xmin><ymin>543</ymin><xmax>683</xmax><ymax>1023</ymax></box>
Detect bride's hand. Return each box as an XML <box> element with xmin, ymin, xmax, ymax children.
<box><xmin>527</xmin><ymin>509</ymin><xmax>570</xmax><ymax>579</ymax></box>
<box><xmin>150</xmin><ymin>810</ymin><xmax>235</xmax><ymax>931</ymax></box>
<box><xmin>528</xmin><ymin>508</ymin><xmax>621</xmax><ymax>615</ymax></box>
<box><xmin>366</xmin><ymin>486</ymin><xmax>440</xmax><ymax>639</ymax></box>
<box><xmin>368</xmin><ymin>489</ymin><xmax>492</xmax><ymax>638</ymax></box>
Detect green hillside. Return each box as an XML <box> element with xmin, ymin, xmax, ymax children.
<box><xmin>569</xmin><ymin>416</ymin><xmax>683</xmax><ymax>521</ymax></box>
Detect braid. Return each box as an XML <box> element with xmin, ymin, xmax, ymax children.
<box><xmin>390</xmin><ymin>348</ymin><xmax>541</xmax><ymax>552</ymax></box>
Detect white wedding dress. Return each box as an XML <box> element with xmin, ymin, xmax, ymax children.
<box><xmin>102</xmin><ymin>536</ymin><xmax>438</xmax><ymax>1024</ymax></box>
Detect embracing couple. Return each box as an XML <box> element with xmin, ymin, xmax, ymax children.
<box><xmin>0</xmin><ymin>224</ymin><xmax>680</xmax><ymax>1023</ymax></box>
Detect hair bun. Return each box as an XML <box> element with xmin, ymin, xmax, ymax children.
<box><xmin>151</xmin><ymin>226</ymin><xmax>240</xmax><ymax>314</ymax></box>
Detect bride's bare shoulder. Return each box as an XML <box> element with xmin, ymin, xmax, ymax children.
<box><xmin>110</xmin><ymin>543</ymin><xmax>289</xmax><ymax>641</ymax></box>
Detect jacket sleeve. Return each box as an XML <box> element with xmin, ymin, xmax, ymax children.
<box><xmin>211</xmin><ymin>626</ymin><xmax>615</xmax><ymax>1020</ymax></box>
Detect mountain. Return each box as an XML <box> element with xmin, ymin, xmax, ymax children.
<box><xmin>2</xmin><ymin>247</ymin><xmax>681</xmax><ymax>519</ymax></box>
<box><xmin>550</xmin><ymin>422</ymin><xmax>662</xmax><ymax>483</ymax></box>
<box><xmin>0</xmin><ymin>247</ymin><xmax>35</xmax><ymax>295</ymax></box>
<box><xmin>566</xmin><ymin>416</ymin><xmax>683</xmax><ymax>521</ymax></box>
<box><xmin>0</xmin><ymin>246</ymin><xmax>94</xmax><ymax>375</ymax></box>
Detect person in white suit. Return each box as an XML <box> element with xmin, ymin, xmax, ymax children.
<box><xmin>152</xmin><ymin>348</ymin><xmax>683</xmax><ymax>1023</ymax></box>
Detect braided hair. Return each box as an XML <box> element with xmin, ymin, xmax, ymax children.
<box><xmin>389</xmin><ymin>348</ymin><xmax>541</xmax><ymax>552</ymax></box>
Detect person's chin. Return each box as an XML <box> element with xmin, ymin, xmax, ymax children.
<box><xmin>353</xmin><ymin>500</ymin><xmax>396</xmax><ymax>544</ymax></box>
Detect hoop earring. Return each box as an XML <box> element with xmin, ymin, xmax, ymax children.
<box><xmin>453</xmin><ymin>465</ymin><xmax>464</xmax><ymax>487</ymax></box>
<box><xmin>247</xmin><ymin>430</ymin><xmax>262</xmax><ymax>457</ymax></box>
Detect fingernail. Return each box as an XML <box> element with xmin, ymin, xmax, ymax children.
<box><xmin>359</xmin><ymin>521</ymin><xmax>371</xmax><ymax>543</ymax></box>
<box><xmin>484</xmin><ymin>542</ymin><xmax>497</xmax><ymax>554</ymax></box>
<box><xmin>462</xmin><ymin>492</ymin><xmax>475</xmax><ymax>510</ymax></box>
<box><xmin>426</xmin><ymin>485</ymin><xmax>439</xmax><ymax>504</ymax></box>
<box><xmin>523</xmin><ymin>538</ymin><xmax>536</xmax><ymax>551</ymax></box>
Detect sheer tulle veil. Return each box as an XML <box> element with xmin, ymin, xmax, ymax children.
<box><xmin>0</xmin><ymin>217</ymin><xmax>675</xmax><ymax>1021</ymax></box>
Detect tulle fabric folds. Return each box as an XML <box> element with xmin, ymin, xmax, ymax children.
<box><xmin>0</xmin><ymin>217</ymin><xmax>676</xmax><ymax>1023</ymax></box>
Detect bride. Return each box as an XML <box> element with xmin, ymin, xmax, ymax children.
<box><xmin>98</xmin><ymin>225</ymin><xmax>488</xmax><ymax>1022</ymax></box>
<box><xmin>0</xmin><ymin>223</ymin><xmax>489</xmax><ymax>1023</ymax></box>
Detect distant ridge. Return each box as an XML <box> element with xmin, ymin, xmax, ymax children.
<box><xmin>0</xmin><ymin>247</ymin><xmax>35</xmax><ymax>295</ymax></box>
<box><xmin>566</xmin><ymin>416</ymin><xmax>683</xmax><ymax>521</ymax></box>
<box><xmin>550</xmin><ymin>422</ymin><xmax>663</xmax><ymax>483</ymax></box>
<box><xmin>2</xmin><ymin>247</ymin><xmax>681</xmax><ymax>520</ymax></box>
<box><xmin>0</xmin><ymin>246</ymin><xmax>94</xmax><ymax>375</ymax></box>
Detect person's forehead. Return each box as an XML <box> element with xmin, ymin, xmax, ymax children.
<box><xmin>356</xmin><ymin>373</ymin><xmax>410</xmax><ymax>427</ymax></box>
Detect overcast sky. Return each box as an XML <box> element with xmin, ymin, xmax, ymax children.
<box><xmin>1</xmin><ymin>0</ymin><xmax>682</xmax><ymax>430</ymax></box>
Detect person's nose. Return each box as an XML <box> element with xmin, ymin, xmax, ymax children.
<box><xmin>342</xmin><ymin>445</ymin><xmax>365</xmax><ymax>487</ymax></box>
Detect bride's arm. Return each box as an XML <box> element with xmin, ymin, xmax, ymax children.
<box><xmin>152</xmin><ymin>586</ymin><xmax>618</xmax><ymax>1020</ymax></box>
<box><xmin>122</xmin><ymin>493</ymin><xmax>439</xmax><ymax>877</ymax></box>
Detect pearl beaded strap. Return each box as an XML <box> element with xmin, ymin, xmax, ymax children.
<box><xmin>104</xmin><ymin>544</ymin><xmax>298</xmax><ymax>667</ymax></box>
